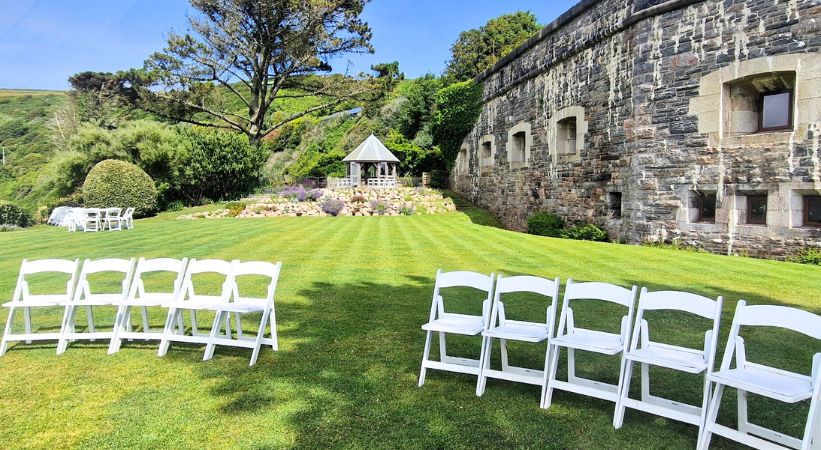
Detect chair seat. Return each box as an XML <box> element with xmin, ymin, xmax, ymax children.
<box><xmin>709</xmin><ymin>365</ymin><xmax>813</xmax><ymax>403</ymax></box>
<box><xmin>211</xmin><ymin>301</ymin><xmax>267</xmax><ymax>313</ymax></box>
<box><xmin>125</xmin><ymin>293</ymin><xmax>176</xmax><ymax>307</ymax></box>
<box><xmin>65</xmin><ymin>294</ymin><xmax>123</xmax><ymax>306</ymax></box>
<box><xmin>3</xmin><ymin>295</ymin><xmax>67</xmax><ymax>307</ymax></box>
<box><xmin>482</xmin><ymin>320</ymin><xmax>550</xmax><ymax>342</ymax></box>
<box><xmin>625</xmin><ymin>343</ymin><xmax>708</xmax><ymax>373</ymax></box>
<box><xmin>422</xmin><ymin>313</ymin><xmax>484</xmax><ymax>335</ymax></box>
<box><xmin>163</xmin><ymin>296</ymin><xmax>224</xmax><ymax>310</ymax></box>
<box><xmin>551</xmin><ymin>329</ymin><xmax>624</xmax><ymax>355</ymax></box>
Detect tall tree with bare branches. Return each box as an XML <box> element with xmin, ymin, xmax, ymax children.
<box><xmin>128</xmin><ymin>0</ymin><xmax>374</xmax><ymax>142</ymax></box>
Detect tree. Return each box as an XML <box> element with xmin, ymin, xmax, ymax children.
<box><xmin>128</xmin><ymin>0</ymin><xmax>375</xmax><ymax>142</ymax></box>
<box><xmin>67</xmin><ymin>71</ymin><xmax>138</xmax><ymax>129</ymax></box>
<box><xmin>444</xmin><ymin>11</ymin><xmax>541</xmax><ymax>82</ymax></box>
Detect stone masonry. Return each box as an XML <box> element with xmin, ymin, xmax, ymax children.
<box><xmin>451</xmin><ymin>0</ymin><xmax>821</xmax><ymax>258</ymax></box>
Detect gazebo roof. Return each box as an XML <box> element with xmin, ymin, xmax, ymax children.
<box><xmin>343</xmin><ymin>134</ymin><xmax>400</xmax><ymax>163</ymax></box>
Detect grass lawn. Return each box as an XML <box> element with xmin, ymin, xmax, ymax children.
<box><xmin>0</xmin><ymin>205</ymin><xmax>819</xmax><ymax>449</ymax></box>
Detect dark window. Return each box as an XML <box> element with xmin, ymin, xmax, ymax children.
<box><xmin>693</xmin><ymin>192</ymin><xmax>716</xmax><ymax>223</ymax></box>
<box><xmin>557</xmin><ymin>117</ymin><xmax>577</xmax><ymax>155</ymax></box>
<box><xmin>511</xmin><ymin>131</ymin><xmax>526</xmax><ymax>162</ymax></box>
<box><xmin>746</xmin><ymin>195</ymin><xmax>767</xmax><ymax>225</ymax></box>
<box><xmin>805</xmin><ymin>196</ymin><xmax>821</xmax><ymax>227</ymax></box>
<box><xmin>481</xmin><ymin>142</ymin><xmax>492</xmax><ymax>166</ymax></box>
<box><xmin>759</xmin><ymin>90</ymin><xmax>793</xmax><ymax>131</ymax></box>
<box><xmin>608</xmin><ymin>192</ymin><xmax>623</xmax><ymax>218</ymax></box>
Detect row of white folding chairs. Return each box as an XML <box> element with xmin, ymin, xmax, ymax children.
<box><xmin>418</xmin><ymin>270</ymin><xmax>821</xmax><ymax>450</ymax></box>
<box><xmin>0</xmin><ymin>257</ymin><xmax>281</xmax><ymax>366</ymax></box>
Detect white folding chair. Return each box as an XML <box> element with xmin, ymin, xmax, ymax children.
<box><xmin>203</xmin><ymin>260</ymin><xmax>282</xmax><ymax>366</ymax></box>
<box><xmin>108</xmin><ymin>257</ymin><xmax>189</xmax><ymax>354</ymax></box>
<box><xmin>119</xmin><ymin>207</ymin><xmax>135</xmax><ymax>230</ymax></box>
<box><xmin>157</xmin><ymin>259</ymin><xmax>234</xmax><ymax>357</ymax></box>
<box><xmin>476</xmin><ymin>274</ymin><xmax>560</xmax><ymax>401</ymax></box>
<box><xmin>83</xmin><ymin>208</ymin><xmax>101</xmax><ymax>232</ymax></box>
<box><xmin>0</xmin><ymin>259</ymin><xmax>80</xmax><ymax>355</ymax></box>
<box><xmin>104</xmin><ymin>208</ymin><xmax>122</xmax><ymax>231</ymax></box>
<box><xmin>614</xmin><ymin>289</ymin><xmax>723</xmax><ymax>429</ymax></box>
<box><xmin>697</xmin><ymin>301</ymin><xmax>821</xmax><ymax>450</ymax></box>
<box><xmin>56</xmin><ymin>258</ymin><xmax>135</xmax><ymax>354</ymax></box>
<box><xmin>542</xmin><ymin>280</ymin><xmax>637</xmax><ymax>409</ymax></box>
<box><xmin>418</xmin><ymin>270</ymin><xmax>494</xmax><ymax>386</ymax></box>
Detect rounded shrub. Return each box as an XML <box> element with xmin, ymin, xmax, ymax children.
<box><xmin>0</xmin><ymin>201</ymin><xmax>33</xmax><ymax>228</ymax></box>
<box><xmin>83</xmin><ymin>159</ymin><xmax>158</xmax><ymax>217</ymax></box>
<box><xmin>561</xmin><ymin>223</ymin><xmax>610</xmax><ymax>242</ymax></box>
<box><xmin>527</xmin><ymin>211</ymin><xmax>565</xmax><ymax>237</ymax></box>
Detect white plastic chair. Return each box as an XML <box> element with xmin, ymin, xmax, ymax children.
<box><xmin>104</xmin><ymin>208</ymin><xmax>122</xmax><ymax>231</ymax></box>
<box><xmin>83</xmin><ymin>208</ymin><xmax>102</xmax><ymax>232</ymax></box>
<box><xmin>542</xmin><ymin>280</ymin><xmax>638</xmax><ymax>409</ymax></box>
<box><xmin>0</xmin><ymin>259</ymin><xmax>80</xmax><ymax>355</ymax></box>
<box><xmin>157</xmin><ymin>259</ymin><xmax>234</xmax><ymax>357</ymax></box>
<box><xmin>614</xmin><ymin>289</ymin><xmax>723</xmax><ymax>429</ymax></box>
<box><xmin>697</xmin><ymin>301</ymin><xmax>821</xmax><ymax>450</ymax></box>
<box><xmin>56</xmin><ymin>258</ymin><xmax>135</xmax><ymax>354</ymax></box>
<box><xmin>203</xmin><ymin>260</ymin><xmax>282</xmax><ymax>366</ymax></box>
<box><xmin>119</xmin><ymin>207</ymin><xmax>135</xmax><ymax>230</ymax></box>
<box><xmin>476</xmin><ymin>274</ymin><xmax>560</xmax><ymax>401</ymax></box>
<box><xmin>418</xmin><ymin>270</ymin><xmax>494</xmax><ymax>386</ymax></box>
<box><xmin>107</xmin><ymin>257</ymin><xmax>189</xmax><ymax>354</ymax></box>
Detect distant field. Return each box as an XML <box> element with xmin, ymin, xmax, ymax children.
<box><xmin>0</xmin><ymin>89</ymin><xmax>65</xmax><ymax>98</ymax></box>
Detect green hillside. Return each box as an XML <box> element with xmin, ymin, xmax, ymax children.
<box><xmin>0</xmin><ymin>90</ymin><xmax>67</xmax><ymax>210</ymax></box>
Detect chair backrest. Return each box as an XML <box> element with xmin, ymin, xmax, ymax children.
<box><xmin>106</xmin><ymin>208</ymin><xmax>122</xmax><ymax>218</ymax></box>
<box><xmin>231</xmin><ymin>260</ymin><xmax>282</xmax><ymax>303</ymax></box>
<box><xmin>719</xmin><ymin>300</ymin><xmax>821</xmax><ymax>373</ymax></box>
<box><xmin>180</xmin><ymin>258</ymin><xmax>235</xmax><ymax>302</ymax></box>
<box><xmin>123</xmin><ymin>207</ymin><xmax>135</xmax><ymax>219</ymax></box>
<box><xmin>630</xmin><ymin>288</ymin><xmax>723</xmax><ymax>363</ymax></box>
<box><xmin>491</xmin><ymin>274</ymin><xmax>560</xmax><ymax>332</ymax></box>
<box><xmin>73</xmin><ymin>258</ymin><xmax>136</xmax><ymax>302</ymax></box>
<box><xmin>85</xmin><ymin>208</ymin><xmax>100</xmax><ymax>217</ymax></box>
<box><xmin>429</xmin><ymin>270</ymin><xmax>494</xmax><ymax>321</ymax></box>
<box><xmin>13</xmin><ymin>259</ymin><xmax>80</xmax><ymax>304</ymax></box>
<box><xmin>558</xmin><ymin>279</ymin><xmax>637</xmax><ymax>337</ymax></box>
<box><xmin>127</xmin><ymin>257</ymin><xmax>188</xmax><ymax>302</ymax></box>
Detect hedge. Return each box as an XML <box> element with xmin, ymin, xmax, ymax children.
<box><xmin>0</xmin><ymin>201</ymin><xmax>33</xmax><ymax>228</ymax></box>
<box><xmin>82</xmin><ymin>159</ymin><xmax>158</xmax><ymax>217</ymax></box>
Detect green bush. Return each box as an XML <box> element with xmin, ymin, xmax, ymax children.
<box><xmin>0</xmin><ymin>224</ymin><xmax>22</xmax><ymax>232</ymax></box>
<box><xmin>431</xmin><ymin>80</ymin><xmax>483</xmax><ymax>168</ymax></box>
<box><xmin>527</xmin><ymin>212</ymin><xmax>565</xmax><ymax>238</ymax></box>
<box><xmin>787</xmin><ymin>247</ymin><xmax>821</xmax><ymax>265</ymax></box>
<box><xmin>561</xmin><ymin>223</ymin><xmax>609</xmax><ymax>242</ymax></box>
<box><xmin>82</xmin><ymin>159</ymin><xmax>158</xmax><ymax>217</ymax></box>
<box><xmin>0</xmin><ymin>201</ymin><xmax>33</xmax><ymax>227</ymax></box>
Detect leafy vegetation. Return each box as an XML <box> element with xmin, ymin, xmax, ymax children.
<box><xmin>82</xmin><ymin>160</ymin><xmax>158</xmax><ymax>217</ymax></box>
<box><xmin>527</xmin><ymin>211</ymin><xmax>565</xmax><ymax>237</ymax></box>
<box><xmin>787</xmin><ymin>247</ymin><xmax>821</xmax><ymax>265</ymax></box>
<box><xmin>0</xmin><ymin>200</ymin><xmax>33</xmax><ymax>227</ymax></box>
<box><xmin>0</xmin><ymin>209</ymin><xmax>819</xmax><ymax>448</ymax></box>
<box><xmin>431</xmin><ymin>81</ymin><xmax>483</xmax><ymax>167</ymax></box>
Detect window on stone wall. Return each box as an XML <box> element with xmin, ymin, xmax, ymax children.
<box><xmin>691</xmin><ymin>191</ymin><xmax>716</xmax><ymax>223</ymax></box>
<box><xmin>480</xmin><ymin>141</ymin><xmax>493</xmax><ymax>168</ymax></box>
<box><xmin>805</xmin><ymin>196</ymin><xmax>821</xmax><ymax>227</ymax></box>
<box><xmin>608</xmin><ymin>192</ymin><xmax>623</xmax><ymax>219</ymax></box>
<box><xmin>457</xmin><ymin>146</ymin><xmax>468</xmax><ymax>173</ymax></box>
<box><xmin>510</xmin><ymin>131</ymin><xmax>526</xmax><ymax>163</ymax></box>
<box><xmin>746</xmin><ymin>194</ymin><xmax>767</xmax><ymax>225</ymax></box>
<box><xmin>557</xmin><ymin>117</ymin><xmax>578</xmax><ymax>154</ymax></box>
<box><xmin>727</xmin><ymin>71</ymin><xmax>795</xmax><ymax>134</ymax></box>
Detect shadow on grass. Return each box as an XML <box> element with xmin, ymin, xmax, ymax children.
<box><xmin>442</xmin><ymin>190</ymin><xmax>505</xmax><ymax>229</ymax></box>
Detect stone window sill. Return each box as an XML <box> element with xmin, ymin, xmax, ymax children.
<box><xmin>724</xmin><ymin>131</ymin><xmax>794</xmax><ymax>145</ymax></box>
<box><xmin>508</xmin><ymin>161</ymin><xmax>528</xmax><ymax>170</ymax></box>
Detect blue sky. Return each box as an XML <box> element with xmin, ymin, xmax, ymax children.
<box><xmin>0</xmin><ymin>0</ymin><xmax>576</xmax><ymax>90</ymax></box>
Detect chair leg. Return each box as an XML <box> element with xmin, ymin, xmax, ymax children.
<box><xmin>23</xmin><ymin>307</ymin><xmax>32</xmax><ymax>344</ymax></box>
<box><xmin>108</xmin><ymin>305</ymin><xmax>128</xmax><ymax>354</ymax></box>
<box><xmin>190</xmin><ymin>310</ymin><xmax>198</xmax><ymax>335</ymax></box>
<box><xmin>224</xmin><ymin>313</ymin><xmax>231</xmax><ymax>338</ymax></box>
<box><xmin>476</xmin><ymin>336</ymin><xmax>492</xmax><ymax>396</ymax></box>
<box><xmin>698</xmin><ymin>373</ymin><xmax>712</xmax><ymax>430</ymax></box>
<box><xmin>802</xmin><ymin>389</ymin><xmax>820</xmax><ymax>450</ymax></box>
<box><xmin>85</xmin><ymin>306</ymin><xmax>95</xmax><ymax>341</ymax></box>
<box><xmin>203</xmin><ymin>311</ymin><xmax>223</xmax><ymax>361</ymax></box>
<box><xmin>418</xmin><ymin>330</ymin><xmax>433</xmax><ymax>387</ymax></box>
<box><xmin>0</xmin><ymin>306</ymin><xmax>17</xmax><ymax>356</ymax></box>
<box><xmin>697</xmin><ymin>382</ymin><xmax>725</xmax><ymax>450</ymax></box>
<box><xmin>269</xmin><ymin>304</ymin><xmax>278</xmax><ymax>351</ymax></box>
<box><xmin>614</xmin><ymin>359</ymin><xmax>635</xmax><ymax>429</ymax></box>
<box><xmin>140</xmin><ymin>307</ymin><xmax>150</xmax><ymax>335</ymax></box>
<box><xmin>57</xmin><ymin>305</ymin><xmax>76</xmax><ymax>355</ymax></box>
<box><xmin>539</xmin><ymin>343</ymin><xmax>553</xmax><ymax>407</ymax></box>
<box><xmin>249</xmin><ymin>309</ymin><xmax>271</xmax><ymax>366</ymax></box>
<box><xmin>500</xmin><ymin>338</ymin><xmax>510</xmax><ymax>371</ymax></box>
<box><xmin>542</xmin><ymin>345</ymin><xmax>561</xmax><ymax>409</ymax></box>
<box><xmin>567</xmin><ymin>348</ymin><xmax>577</xmax><ymax>383</ymax></box>
<box><xmin>737</xmin><ymin>389</ymin><xmax>749</xmax><ymax>434</ymax></box>
<box><xmin>158</xmin><ymin>308</ymin><xmax>179</xmax><ymax>357</ymax></box>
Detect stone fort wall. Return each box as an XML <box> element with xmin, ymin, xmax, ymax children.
<box><xmin>451</xmin><ymin>0</ymin><xmax>821</xmax><ymax>258</ymax></box>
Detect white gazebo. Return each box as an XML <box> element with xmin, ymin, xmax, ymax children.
<box><xmin>341</xmin><ymin>134</ymin><xmax>400</xmax><ymax>187</ymax></box>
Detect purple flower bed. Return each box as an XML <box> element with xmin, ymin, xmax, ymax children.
<box><xmin>279</xmin><ymin>185</ymin><xmax>324</xmax><ymax>202</ymax></box>
<box><xmin>320</xmin><ymin>198</ymin><xmax>345</xmax><ymax>216</ymax></box>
